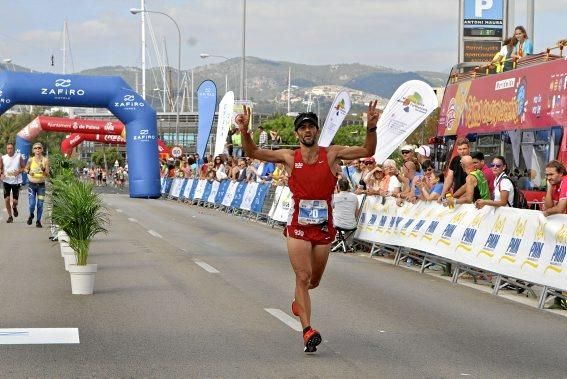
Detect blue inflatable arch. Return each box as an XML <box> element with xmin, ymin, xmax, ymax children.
<box><xmin>0</xmin><ymin>71</ymin><xmax>160</xmax><ymax>198</ymax></box>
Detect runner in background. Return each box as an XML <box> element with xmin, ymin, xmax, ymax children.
<box><xmin>237</xmin><ymin>101</ymin><xmax>379</xmax><ymax>353</ymax></box>
<box><xmin>0</xmin><ymin>142</ymin><xmax>25</xmax><ymax>223</ymax></box>
<box><xmin>25</xmin><ymin>142</ymin><xmax>49</xmax><ymax>228</ymax></box>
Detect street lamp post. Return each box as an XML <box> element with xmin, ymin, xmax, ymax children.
<box><xmin>200</xmin><ymin>53</ymin><xmax>230</xmax><ymax>93</ymax></box>
<box><xmin>130</xmin><ymin>8</ymin><xmax>182</xmax><ymax>146</ymax></box>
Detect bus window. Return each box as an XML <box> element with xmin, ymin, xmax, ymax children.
<box><xmin>475</xmin><ymin>133</ymin><xmax>501</xmax><ymax>162</ymax></box>
<box><xmin>519</xmin><ymin>130</ymin><xmax>549</xmax><ymax>190</ymax></box>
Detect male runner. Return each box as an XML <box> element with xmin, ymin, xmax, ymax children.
<box><xmin>236</xmin><ymin>101</ymin><xmax>379</xmax><ymax>352</ymax></box>
<box><xmin>0</xmin><ymin>143</ymin><xmax>25</xmax><ymax>223</ymax></box>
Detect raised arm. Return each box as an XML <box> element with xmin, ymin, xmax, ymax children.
<box><xmin>236</xmin><ymin>106</ymin><xmax>293</xmax><ymax>166</ymax></box>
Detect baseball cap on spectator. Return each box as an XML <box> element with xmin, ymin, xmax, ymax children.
<box><xmin>400</xmin><ymin>144</ymin><xmax>414</xmax><ymax>153</ymax></box>
<box><xmin>294</xmin><ymin>112</ymin><xmax>319</xmax><ymax>131</ymax></box>
<box><xmin>415</xmin><ymin>145</ymin><xmax>431</xmax><ymax>158</ymax></box>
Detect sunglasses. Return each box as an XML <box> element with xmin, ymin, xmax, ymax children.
<box><xmin>489</xmin><ymin>163</ymin><xmax>503</xmax><ymax>168</ymax></box>
<box><xmin>363</xmin><ymin>161</ymin><xmax>374</xmax><ymax>165</ymax></box>
<box><xmin>401</xmin><ymin>150</ymin><xmax>411</xmax><ymax>154</ymax></box>
<box><xmin>425</xmin><ymin>168</ymin><xmax>433</xmax><ymax>172</ymax></box>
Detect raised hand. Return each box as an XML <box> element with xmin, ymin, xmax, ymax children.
<box><xmin>235</xmin><ymin>105</ymin><xmax>251</xmax><ymax>133</ymax></box>
<box><xmin>367</xmin><ymin>100</ymin><xmax>380</xmax><ymax>128</ymax></box>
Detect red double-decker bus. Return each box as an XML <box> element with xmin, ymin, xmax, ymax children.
<box><xmin>436</xmin><ymin>49</ymin><xmax>567</xmax><ymax>202</ymax></box>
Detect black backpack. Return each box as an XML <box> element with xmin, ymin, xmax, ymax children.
<box><xmin>498</xmin><ymin>175</ymin><xmax>529</xmax><ymax>209</ymax></box>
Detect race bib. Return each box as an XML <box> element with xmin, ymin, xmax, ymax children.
<box><xmin>298</xmin><ymin>200</ymin><xmax>328</xmax><ymax>225</ymax></box>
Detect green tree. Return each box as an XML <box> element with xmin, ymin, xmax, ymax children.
<box><xmin>405</xmin><ymin>108</ymin><xmax>440</xmax><ymax>146</ymax></box>
<box><xmin>0</xmin><ymin>110</ymin><xmax>68</xmax><ymax>155</ymax></box>
<box><xmin>91</xmin><ymin>147</ymin><xmax>123</xmax><ymax>168</ymax></box>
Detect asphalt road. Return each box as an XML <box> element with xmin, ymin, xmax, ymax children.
<box><xmin>1</xmin><ymin>191</ymin><xmax>567</xmax><ymax>378</ymax></box>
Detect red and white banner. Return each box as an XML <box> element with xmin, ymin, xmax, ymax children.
<box><xmin>17</xmin><ymin>116</ymin><xmax>124</xmax><ymax>141</ymax></box>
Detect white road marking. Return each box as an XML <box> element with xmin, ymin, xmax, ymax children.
<box><xmin>264</xmin><ymin>308</ymin><xmax>302</xmax><ymax>332</ymax></box>
<box><xmin>194</xmin><ymin>260</ymin><xmax>220</xmax><ymax>273</ymax></box>
<box><xmin>147</xmin><ymin>230</ymin><xmax>162</xmax><ymax>239</ymax></box>
<box><xmin>128</xmin><ymin>218</ymin><xmax>138</xmax><ymax>223</ymax></box>
<box><xmin>0</xmin><ymin>328</ymin><xmax>79</xmax><ymax>344</ymax></box>
<box><xmin>115</xmin><ymin>209</ymin><xmax>123</xmax><ymax>213</ymax></box>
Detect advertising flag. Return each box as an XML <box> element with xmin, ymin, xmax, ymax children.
<box><xmin>318</xmin><ymin>91</ymin><xmax>351</xmax><ymax>147</ymax></box>
<box><xmin>214</xmin><ymin>91</ymin><xmax>235</xmax><ymax>157</ymax></box>
<box><xmin>373</xmin><ymin>80</ymin><xmax>438</xmax><ymax>163</ymax></box>
<box><xmin>197</xmin><ymin>80</ymin><xmax>217</xmax><ymax>159</ymax></box>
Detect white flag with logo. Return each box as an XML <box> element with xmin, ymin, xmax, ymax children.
<box><xmin>318</xmin><ymin>91</ymin><xmax>351</xmax><ymax>147</ymax></box>
<box><xmin>214</xmin><ymin>91</ymin><xmax>235</xmax><ymax>157</ymax></box>
<box><xmin>373</xmin><ymin>80</ymin><xmax>438</xmax><ymax>163</ymax></box>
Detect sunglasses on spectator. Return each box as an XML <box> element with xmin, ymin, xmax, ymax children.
<box><xmin>401</xmin><ymin>150</ymin><xmax>411</xmax><ymax>154</ymax></box>
<box><xmin>425</xmin><ymin>168</ymin><xmax>433</xmax><ymax>172</ymax></box>
<box><xmin>489</xmin><ymin>163</ymin><xmax>503</xmax><ymax>168</ymax></box>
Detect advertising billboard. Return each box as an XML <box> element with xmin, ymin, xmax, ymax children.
<box><xmin>463</xmin><ymin>0</ymin><xmax>504</xmax><ymax>38</ymax></box>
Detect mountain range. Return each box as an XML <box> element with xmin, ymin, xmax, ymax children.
<box><xmin>2</xmin><ymin>58</ymin><xmax>448</xmax><ymax>114</ymax></box>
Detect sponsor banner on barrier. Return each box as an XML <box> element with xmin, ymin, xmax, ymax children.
<box><xmin>215</xmin><ymin>180</ymin><xmax>231</xmax><ymax>204</ymax></box>
<box><xmin>231</xmin><ymin>182</ymin><xmax>248</xmax><ymax>208</ymax></box>
<box><xmin>373</xmin><ymin>80</ymin><xmax>438</xmax><ymax>163</ymax></box>
<box><xmin>214</xmin><ymin>92</ymin><xmax>235</xmax><ymax>157</ymax></box>
<box><xmin>240</xmin><ymin>182</ymin><xmax>259</xmax><ymax>211</ymax></box>
<box><xmin>318</xmin><ymin>91</ymin><xmax>351</xmax><ymax>147</ymax></box>
<box><xmin>188</xmin><ymin>179</ymin><xmax>198</xmax><ymax>200</ymax></box>
<box><xmin>268</xmin><ymin>186</ymin><xmax>284</xmax><ymax>218</ymax></box>
<box><xmin>169</xmin><ymin>178</ymin><xmax>184</xmax><ymax>198</ymax></box>
<box><xmin>271</xmin><ymin>186</ymin><xmax>293</xmax><ymax>223</ymax></box>
<box><xmin>222</xmin><ymin>181</ymin><xmax>239</xmax><ymax>206</ymax></box>
<box><xmin>356</xmin><ymin>196</ymin><xmax>567</xmax><ymax>290</ymax></box>
<box><xmin>183</xmin><ymin>179</ymin><xmax>194</xmax><ymax>199</ymax></box>
<box><xmin>208</xmin><ymin>180</ymin><xmax>220</xmax><ymax>203</ymax></box>
<box><xmin>193</xmin><ymin>179</ymin><xmax>207</xmax><ymax>200</ymax></box>
<box><xmin>201</xmin><ymin>181</ymin><xmax>213</xmax><ymax>201</ymax></box>
<box><xmin>251</xmin><ymin>183</ymin><xmax>271</xmax><ymax>213</ymax></box>
<box><xmin>160</xmin><ymin>178</ymin><xmax>168</xmax><ymax>194</ymax></box>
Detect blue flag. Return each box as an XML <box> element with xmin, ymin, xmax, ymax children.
<box><xmin>197</xmin><ymin>80</ymin><xmax>217</xmax><ymax>159</ymax></box>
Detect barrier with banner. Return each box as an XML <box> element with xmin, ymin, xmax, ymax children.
<box><xmin>167</xmin><ymin>178</ymin><xmax>273</xmax><ymax>214</ymax></box>
<box><xmin>164</xmin><ymin>180</ymin><xmax>567</xmax><ymax>292</ymax></box>
<box><xmin>356</xmin><ymin>196</ymin><xmax>567</xmax><ymax>291</ymax></box>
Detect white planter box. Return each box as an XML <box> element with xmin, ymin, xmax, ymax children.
<box><xmin>57</xmin><ymin>231</ymin><xmax>69</xmax><ymax>243</ymax></box>
<box><xmin>63</xmin><ymin>253</ymin><xmax>77</xmax><ymax>271</ymax></box>
<box><xmin>68</xmin><ymin>264</ymin><xmax>97</xmax><ymax>295</ymax></box>
<box><xmin>60</xmin><ymin>243</ymin><xmax>73</xmax><ymax>257</ymax></box>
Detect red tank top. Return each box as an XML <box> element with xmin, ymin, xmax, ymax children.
<box><xmin>287</xmin><ymin>147</ymin><xmax>337</xmax><ymax>227</ymax></box>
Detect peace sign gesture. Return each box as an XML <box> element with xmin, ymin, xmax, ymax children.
<box><xmin>366</xmin><ymin>100</ymin><xmax>380</xmax><ymax>129</ymax></box>
<box><xmin>235</xmin><ymin>105</ymin><xmax>251</xmax><ymax>133</ymax></box>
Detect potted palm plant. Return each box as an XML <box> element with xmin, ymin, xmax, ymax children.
<box><xmin>51</xmin><ymin>178</ymin><xmax>109</xmax><ymax>294</ymax></box>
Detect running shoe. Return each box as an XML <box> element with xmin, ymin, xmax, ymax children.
<box><xmin>27</xmin><ymin>214</ymin><xmax>34</xmax><ymax>225</ymax></box>
<box><xmin>6</xmin><ymin>216</ymin><xmax>13</xmax><ymax>223</ymax></box>
<box><xmin>291</xmin><ymin>299</ymin><xmax>300</xmax><ymax>317</ymax></box>
<box><xmin>12</xmin><ymin>206</ymin><xmax>18</xmax><ymax>217</ymax></box>
<box><xmin>303</xmin><ymin>327</ymin><xmax>322</xmax><ymax>353</ymax></box>
<box><xmin>36</xmin><ymin>221</ymin><xmax>42</xmax><ymax>228</ymax></box>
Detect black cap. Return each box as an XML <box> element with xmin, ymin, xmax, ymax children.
<box><xmin>294</xmin><ymin>112</ymin><xmax>319</xmax><ymax>131</ymax></box>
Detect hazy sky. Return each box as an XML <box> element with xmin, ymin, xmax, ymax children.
<box><xmin>0</xmin><ymin>0</ymin><xmax>565</xmax><ymax>74</ymax></box>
